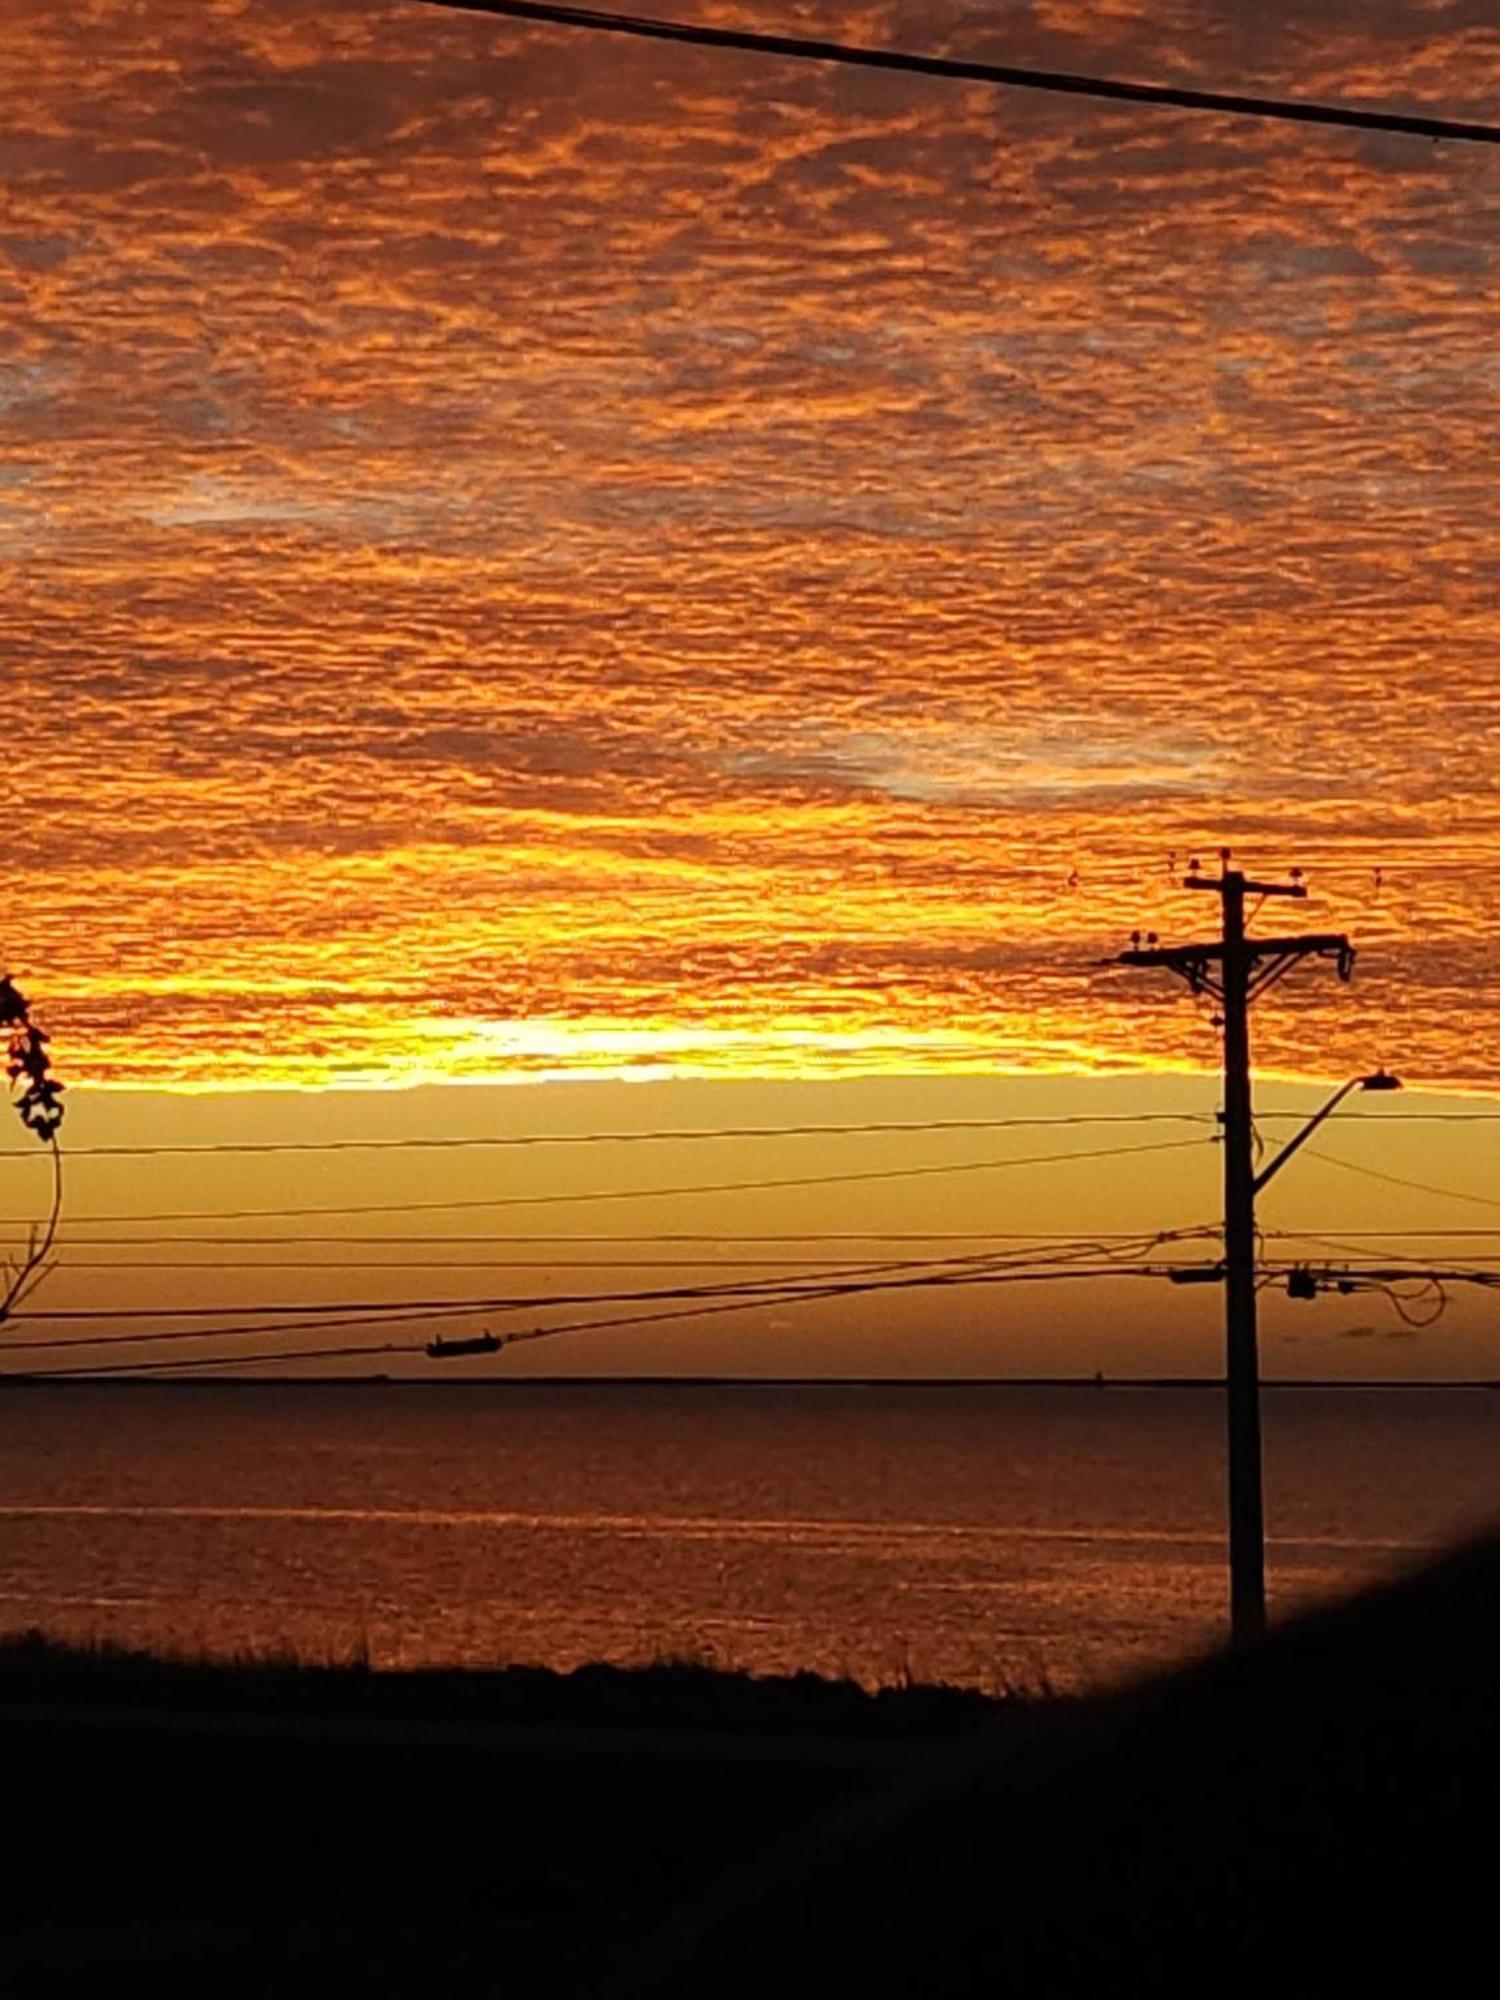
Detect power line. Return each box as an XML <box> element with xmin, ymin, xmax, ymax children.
<box><xmin>1265</xmin><ymin>1115</ymin><xmax>1500</xmax><ymax>1124</ymax></box>
<box><xmin>5</xmin><ymin>1298</ymin><xmax>499</xmax><ymax>1352</ymax></box>
<box><xmin>9</xmin><ymin>1261</ymin><xmax>1188</xmax><ymax>1377</ymax></box>
<box><xmin>17</xmin><ymin>1254</ymin><xmax>1012</xmax><ymax>1272</ymax></box>
<box><xmin>1300</xmin><ymin>1150</ymin><xmax>1500</xmax><ymax>1213</ymax></box>
<box><xmin>0</xmin><ymin>1270</ymin><xmax>944</xmax><ymax>1324</ymax></box>
<box><xmin>7</xmin><ymin>1262</ymin><xmax>1140</xmax><ymax>1361</ymax></box>
<box><xmin>4</xmin><ymin>1109</ymin><xmax>1496</xmax><ymax>1164</ymax></box>
<box><xmin>21</xmin><ymin>1255</ymin><xmax>1500</xmax><ymax>1379</ymax></box>
<box><xmin>418</xmin><ymin>0</ymin><xmax>1500</xmax><ymax>145</ymax></box>
<box><xmin>7</xmin><ymin>1231</ymin><xmax>1179</xmax><ymax>1326</ymax></box>
<box><xmin>20</xmin><ymin>1233</ymin><xmax>1215</xmax><ymax>1272</ymax></box>
<box><xmin>2</xmin><ymin>1248</ymin><xmax>1082</xmax><ymax>1329</ymax></box>
<box><xmin>0</xmin><ymin>1228</ymin><xmax>1220</xmax><ymax>1248</ymax></box>
<box><xmin>7</xmin><ymin>1224</ymin><xmax>1493</xmax><ymax>1252</ymax></box>
<box><xmin>1286</xmin><ymin>1235</ymin><xmax>1500</xmax><ymax>1266</ymax></box>
<box><xmin>489</xmin><ymin>1259</ymin><xmax>1500</xmax><ymax>1353</ymax></box>
<box><xmin>24</xmin><ymin>1232</ymin><xmax>1224</xmax><ymax>1272</ymax></box>
<box><xmin>0</xmin><ymin>1114</ymin><xmax>1218</xmax><ymax>1161</ymax></box>
<box><xmin>1262</xmin><ymin>1228</ymin><xmax>1500</xmax><ymax>1241</ymax></box>
<box><xmin>0</xmin><ymin>1133</ymin><xmax>1208</xmax><ymax>1227</ymax></box>
<box><xmin>2</xmin><ymin>1234</ymin><xmax>1200</xmax><ymax>1351</ymax></box>
<box><xmin>22</xmin><ymin>1339</ymin><xmax>428</xmax><ymax>1379</ymax></box>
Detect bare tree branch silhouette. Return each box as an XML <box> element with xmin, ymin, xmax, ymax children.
<box><xmin>0</xmin><ymin>976</ymin><xmax>64</xmax><ymax>1324</ymax></box>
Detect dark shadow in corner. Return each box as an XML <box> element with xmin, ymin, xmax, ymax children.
<box><xmin>643</xmin><ymin>1534</ymin><xmax>1500</xmax><ymax>1995</ymax></box>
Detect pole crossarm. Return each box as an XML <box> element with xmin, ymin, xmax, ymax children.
<box><xmin>1116</xmin><ymin>932</ymin><xmax>1354</xmax><ymax>1002</ymax></box>
<box><xmin>1116</xmin><ymin>942</ymin><xmax>1226</xmax><ymax>999</ymax></box>
<box><xmin>1183</xmin><ymin>875</ymin><xmax>1306</xmax><ymax>900</ymax></box>
<box><xmin>1247</xmin><ymin>934</ymin><xmax>1356</xmax><ymax>994</ymax></box>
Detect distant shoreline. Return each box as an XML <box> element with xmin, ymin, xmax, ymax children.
<box><xmin>2</xmin><ymin>1374</ymin><xmax>1497</xmax><ymax>1392</ymax></box>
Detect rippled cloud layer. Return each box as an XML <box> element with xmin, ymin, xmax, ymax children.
<box><xmin>4</xmin><ymin>1</ymin><xmax>1498</xmax><ymax>1088</ymax></box>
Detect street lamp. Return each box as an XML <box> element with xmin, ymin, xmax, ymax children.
<box><xmin>1168</xmin><ymin>1067</ymin><xmax>1402</xmax><ymax>1636</ymax></box>
<box><xmin>1253</xmin><ymin>1070</ymin><xmax>1403</xmax><ymax>1193</ymax></box>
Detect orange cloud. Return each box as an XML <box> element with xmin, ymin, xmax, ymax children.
<box><xmin>2</xmin><ymin>1</ymin><xmax>1497</xmax><ymax>1090</ymax></box>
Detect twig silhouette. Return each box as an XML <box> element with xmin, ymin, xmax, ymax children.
<box><xmin>0</xmin><ymin>977</ymin><xmax>64</xmax><ymax>1324</ymax></box>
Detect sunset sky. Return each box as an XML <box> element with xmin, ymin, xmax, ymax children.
<box><xmin>3</xmin><ymin>1</ymin><xmax>1497</xmax><ymax>1376</ymax></box>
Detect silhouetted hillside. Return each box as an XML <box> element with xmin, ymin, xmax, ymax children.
<box><xmin>5</xmin><ymin>1542</ymin><xmax>1497</xmax><ymax>1994</ymax></box>
<box><xmin>648</xmin><ymin>1535</ymin><xmax>1500</xmax><ymax>1994</ymax></box>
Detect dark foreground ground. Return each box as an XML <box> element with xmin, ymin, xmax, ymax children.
<box><xmin>6</xmin><ymin>1538</ymin><xmax>1500</xmax><ymax>1995</ymax></box>
<box><xmin>0</xmin><ymin>1638</ymin><xmax>1027</xmax><ymax>1995</ymax></box>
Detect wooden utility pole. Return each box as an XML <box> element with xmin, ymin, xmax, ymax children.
<box><xmin>1118</xmin><ymin>853</ymin><xmax>1355</xmax><ymax>1646</ymax></box>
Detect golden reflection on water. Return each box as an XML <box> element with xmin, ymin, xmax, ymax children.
<box><xmin>3</xmin><ymin>1384</ymin><xmax>1498</xmax><ymax>1689</ymax></box>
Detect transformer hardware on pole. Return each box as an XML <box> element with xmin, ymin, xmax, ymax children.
<box><xmin>425</xmin><ymin>1331</ymin><xmax>502</xmax><ymax>1359</ymax></box>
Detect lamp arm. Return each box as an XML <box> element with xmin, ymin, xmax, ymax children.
<box><xmin>1251</xmin><ymin>1079</ymin><xmax>1360</xmax><ymax>1194</ymax></box>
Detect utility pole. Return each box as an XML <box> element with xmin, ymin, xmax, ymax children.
<box><xmin>1118</xmin><ymin>853</ymin><xmax>1355</xmax><ymax>1646</ymax></box>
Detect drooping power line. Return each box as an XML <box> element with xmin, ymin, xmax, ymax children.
<box><xmin>0</xmin><ymin>1114</ymin><xmax>1215</xmax><ymax>1161</ymax></box>
<box><xmin>7</xmin><ymin>1259</ymin><xmax>1202</xmax><ymax>1375</ymax></box>
<box><xmin>1300</xmin><ymin>1150</ymin><xmax>1500</xmax><ymax>1213</ymax></box>
<box><xmin>6</xmin><ymin>1231</ymin><xmax>1178</xmax><ymax>1325</ymax></box>
<box><xmin>0</xmin><ymin>1134</ymin><xmax>1209</xmax><ymax>1227</ymax></box>
<box><xmin>2</xmin><ymin>1233</ymin><xmax>1203</xmax><ymax>1349</ymax></box>
<box><xmin>18</xmin><ymin>1255</ymin><xmax>1500</xmax><ymax>1378</ymax></box>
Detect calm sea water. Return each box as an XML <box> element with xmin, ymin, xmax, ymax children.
<box><xmin>2</xmin><ymin>1383</ymin><xmax>1498</xmax><ymax>1690</ymax></box>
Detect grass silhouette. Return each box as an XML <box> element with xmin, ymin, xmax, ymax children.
<box><xmin>5</xmin><ymin>1539</ymin><xmax>1497</xmax><ymax>1993</ymax></box>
